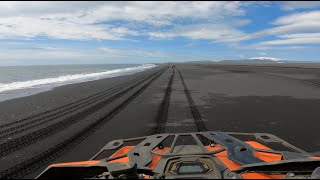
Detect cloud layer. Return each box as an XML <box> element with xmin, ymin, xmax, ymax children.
<box><xmin>1</xmin><ymin>1</ymin><xmax>319</xmax><ymax>46</ymax></box>
<box><xmin>0</xmin><ymin>1</ymin><xmax>247</xmax><ymax>40</ymax></box>
<box><xmin>0</xmin><ymin>1</ymin><xmax>319</xmax><ymax>64</ymax></box>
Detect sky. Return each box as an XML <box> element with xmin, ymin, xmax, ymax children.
<box><xmin>0</xmin><ymin>1</ymin><xmax>320</xmax><ymax>65</ymax></box>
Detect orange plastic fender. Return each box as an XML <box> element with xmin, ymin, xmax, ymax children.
<box><xmin>49</xmin><ymin>160</ymin><xmax>101</xmax><ymax>167</ymax></box>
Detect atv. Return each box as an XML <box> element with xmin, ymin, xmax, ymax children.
<box><xmin>37</xmin><ymin>131</ymin><xmax>320</xmax><ymax>179</ymax></box>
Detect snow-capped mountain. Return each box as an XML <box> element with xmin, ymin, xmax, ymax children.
<box><xmin>249</xmin><ymin>57</ymin><xmax>284</xmax><ymax>62</ymax></box>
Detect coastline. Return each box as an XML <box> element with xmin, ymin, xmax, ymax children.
<box><xmin>0</xmin><ymin>64</ymin><xmax>157</xmax><ymax>102</ymax></box>
<box><xmin>0</xmin><ymin>65</ymin><xmax>163</xmax><ymax>125</ymax></box>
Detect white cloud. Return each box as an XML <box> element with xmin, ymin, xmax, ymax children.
<box><xmin>2</xmin><ymin>1</ymin><xmax>319</xmax><ymax>54</ymax></box>
<box><xmin>230</xmin><ymin>19</ymin><xmax>251</xmax><ymax>27</ymax></box>
<box><xmin>0</xmin><ymin>1</ymin><xmax>248</xmax><ymax>40</ymax></box>
<box><xmin>0</xmin><ymin>44</ymin><xmax>173</xmax><ymax>65</ymax></box>
<box><xmin>0</xmin><ymin>17</ymin><xmax>138</xmax><ymax>40</ymax></box>
<box><xmin>229</xmin><ymin>42</ymin><xmax>310</xmax><ymax>51</ymax></box>
<box><xmin>257</xmin><ymin>33</ymin><xmax>320</xmax><ymax>46</ymax></box>
<box><xmin>279</xmin><ymin>33</ymin><xmax>320</xmax><ymax>39</ymax></box>
<box><xmin>0</xmin><ymin>48</ymin><xmax>92</xmax><ymax>62</ymax></box>
<box><xmin>0</xmin><ymin>42</ymin><xmax>169</xmax><ymax>63</ymax></box>
<box><xmin>280</xmin><ymin>1</ymin><xmax>320</xmax><ymax>11</ymax></box>
<box><xmin>99</xmin><ymin>47</ymin><xmax>169</xmax><ymax>58</ymax></box>
<box><xmin>148</xmin><ymin>24</ymin><xmax>246</xmax><ymax>41</ymax></box>
<box><xmin>223</xmin><ymin>10</ymin><xmax>320</xmax><ymax>45</ymax></box>
<box><xmin>258</xmin><ymin>38</ymin><xmax>320</xmax><ymax>45</ymax></box>
<box><xmin>81</xmin><ymin>1</ymin><xmax>247</xmax><ymax>25</ymax></box>
<box><xmin>273</xmin><ymin>11</ymin><xmax>320</xmax><ymax>25</ymax></box>
<box><xmin>223</xmin><ymin>23</ymin><xmax>320</xmax><ymax>43</ymax></box>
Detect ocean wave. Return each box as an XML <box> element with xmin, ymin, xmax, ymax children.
<box><xmin>0</xmin><ymin>64</ymin><xmax>157</xmax><ymax>93</ymax></box>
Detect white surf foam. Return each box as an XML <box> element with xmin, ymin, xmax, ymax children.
<box><xmin>0</xmin><ymin>64</ymin><xmax>157</xmax><ymax>93</ymax></box>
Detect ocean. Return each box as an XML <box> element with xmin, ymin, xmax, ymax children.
<box><xmin>0</xmin><ymin>64</ymin><xmax>157</xmax><ymax>102</ymax></box>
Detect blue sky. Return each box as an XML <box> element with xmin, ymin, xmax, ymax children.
<box><xmin>0</xmin><ymin>1</ymin><xmax>320</xmax><ymax>65</ymax></box>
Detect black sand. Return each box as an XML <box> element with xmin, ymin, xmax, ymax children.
<box><xmin>0</xmin><ymin>63</ymin><xmax>319</xmax><ymax>178</ymax></box>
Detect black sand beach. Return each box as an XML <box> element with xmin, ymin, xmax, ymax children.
<box><xmin>0</xmin><ymin>63</ymin><xmax>320</xmax><ymax>178</ymax></box>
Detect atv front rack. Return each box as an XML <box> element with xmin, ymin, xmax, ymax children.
<box><xmin>91</xmin><ymin>131</ymin><xmax>311</xmax><ymax>167</ymax></box>
<box><xmin>37</xmin><ymin>131</ymin><xmax>320</xmax><ymax>179</ymax></box>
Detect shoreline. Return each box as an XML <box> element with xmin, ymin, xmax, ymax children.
<box><xmin>0</xmin><ymin>65</ymin><xmax>164</xmax><ymax>125</ymax></box>
<box><xmin>0</xmin><ymin>64</ymin><xmax>159</xmax><ymax>103</ymax></box>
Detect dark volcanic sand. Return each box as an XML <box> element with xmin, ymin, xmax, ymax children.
<box><xmin>0</xmin><ymin>63</ymin><xmax>319</xmax><ymax>178</ymax></box>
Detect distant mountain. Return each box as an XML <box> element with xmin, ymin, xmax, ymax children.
<box><xmin>221</xmin><ymin>57</ymin><xmax>287</xmax><ymax>63</ymax></box>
